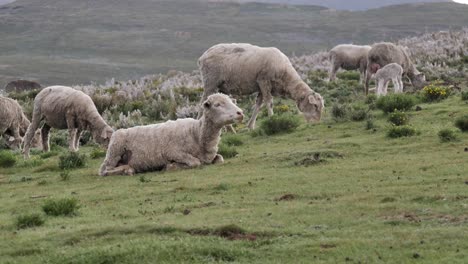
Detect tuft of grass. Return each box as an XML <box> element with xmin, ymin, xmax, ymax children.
<box><xmin>218</xmin><ymin>144</ymin><xmax>238</xmax><ymax>159</ymax></box>
<box><xmin>331</xmin><ymin>103</ymin><xmax>349</xmax><ymax>120</ymax></box>
<box><xmin>214</xmin><ymin>183</ymin><xmax>230</xmax><ymax>191</ymax></box>
<box><xmin>221</xmin><ymin>134</ymin><xmax>243</xmax><ymax>146</ymax></box>
<box><xmin>42</xmin><ymin>198</ymin><xmax>79</xmax><ymax>217</ymax></box>
<box><xmin>388</xmin><ymin>111</ymin><xmax>410</xmax><ymax>126</ymax></box>
<box><xmin>60</xmin><ymin>171</ymin><xmax>71</xmax><ymax>181</ymax></box>
<box><xmin>350</xmin><ymin>103</ymin><xmax>368</xmax><ymax>121</ymax></box>
<box><xmin>454</xmin><ymin>115</ymin><xmax>468</xmax><ymax>132</ymax></box>
<box><xmin>89</xmin><ymin>147</ymin><xmax>106</xmax><ymax>159</ymax></box>
<box><xmin>387</xmin><ymin>125</ymin><xmax>417</xmax><ymax>138</ymax></box>
<box><xmin>438</xmin><ymin>129</ymin><xmax>459</xmax><ymax>142</ymax></box>
<box><xmin>376</xmin><ymin>94</ymin><xmax>416</xmax><ymax>114</ymax></box>
<box><xmin>15</xmin><ymin>214</ymin><xmax>45</xmax><ymax>229</ymax></box>
<box><xmin>139</xmin><ymin>175</ymin><xmax>150</xmax><ymax>183</ymax></box>
<box><xmin>39</xmin><ymin>151</ymin><xmax>59</xmax><ymax>159</ymax></box>
<box><xmin>260</xmin><ymin>114</ymin><xmax>300</xmax><ymax>135</ymax></box>
<box><xmin>461</xmin><ymin>91</ymin><xmax>468</xmax><ymax>101</ymax></box>
<box><xmin>58</xmin><ymin>152</ymin><xmax>87</xmax><ymax>170</ymax></box>
<box><xmin>0</xmin><ymin>150</ymin><xmax>17</xmax><ymax>168</ymax></box>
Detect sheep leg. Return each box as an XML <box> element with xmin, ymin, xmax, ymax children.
<box><xmin>41</xmin><ymin>124</ymin><xmax>51</xmax><ymax>152</ymax></box>
<box><xmin>258</xmin><ymin>80</ymin><xmax>273</xmax><ymax>117</ymax></box>
<box><xmin>74</xmin><ymin>129</ymin><xmax>83</xmax><ymax>150</ymax></box>
<box><xmin>23</xmin><ymin>109</ymin><xmax>42</xmax><ymax>159</ymax></box>
<box><xmin>376</xmin><ymin>79</ymin><xmax>384</xmax><ymax>96</ymax></box>
<box><xmin>169</xmin><ymin>153</ymin><xmax>202</xmax><ymax>170</ymax></box>
<box><xmin>8</xmin><ymin>127</ymin><xmax>22</xmax><ymax>150</ymax></box>
<box><xmin>329</xmin><ymin>62</ymin><xmax>339</xmax><ymax>82</ymax></box>
<box><xmin>102</xmin><ymin>165</ymin><xmax>135</xmax><ymax>176</ymax></box>
<box><xmin>66</xmin><ymin>116</ymin><xmax>78</xmax><ymax>152</ymax></box>
<box><xmin>383</xmin><ymin>80</ymin><xmax>389</xmax><ymax>96</ymax></box>
<box><xmin>247</xmin><ymin>95</ymin><xmax>263</xmax><ymax>130</ymax></box>
<box><xmin>398</xmin><ymin>77</ymin><xmax>404</xmax><ymax>93</ymax></box>
<box><xmin>212</xmin><ymin>154</ymin><xmax>224</xmax><ymax>165</ymax></box>
<box><xmin>392</xmin><ymin>78</ymin><xmax>399</xmax><ymax>93</ymax></box>
<box><xmin>364</xmin><ymin>65</ymin><xmax>372</xmax><ymax>95</ymax></box>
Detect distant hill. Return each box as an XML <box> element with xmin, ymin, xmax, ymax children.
<box><xmin>0</xmin><ymin>0</ymin><xmax>467</xmax><ymax>87</ymax></box>
<box><xmin>230</xmin><ymin>0</ymin><xmax>452</xmax><ymax>10</ymax></box>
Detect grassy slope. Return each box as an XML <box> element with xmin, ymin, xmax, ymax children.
<box><xmin>0</xmin><ymin>1</ymin><xmax>467</xmax><ymax>87</ymax></box>
<box><xmin>0</xmin><ymin>96</ymin><xmax>467</xmax><ymax>263</ymax></box>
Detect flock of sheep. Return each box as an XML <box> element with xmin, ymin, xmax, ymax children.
<box><xmin>1</xmin><ymin>41</ymin><xmax>424</xmax><ymax>176</ymax></box>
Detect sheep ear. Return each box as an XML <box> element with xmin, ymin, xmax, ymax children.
<box><xmin>8</xmin><ymin>136</ymin><xmax>15</xmax><ymax>142</ymax></box>
<box><xmin>203</xmin><ymin>100</ymin><xmax>211</xmax><ymax>109</ymax></box>
<box><xmin>308</xmin><ymin>95</ymin><xmax>316</xmax><ymax>105</ymax></box>
<box><xmin>101</xmin><ymin>128</ymin><xmax>113</xmax><ymax>139</ymax></box>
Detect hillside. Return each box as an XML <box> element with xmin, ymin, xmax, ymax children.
<box><xmin>0</xmin><ymin>0</ymin><xmax>467</xmax><ymax>87</ymax></box>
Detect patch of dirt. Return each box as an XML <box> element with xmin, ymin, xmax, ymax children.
<box><xmin>293</xmin><ymin>151</ymin><xmax>343</xmax><ymax>167</ymax></box>
<box><xmin>275</xmin><ymin>194</ymin><xmax>296</xmax><ymax>201</ymax></box>
<box><xmin>192</xmin><ymin>202</ymin><xmax>216</xmax><ymax>208</ymax></box>
<box><xmin>320</xmin><ymin>244</ymin><xmax>337</xmax><ymax>249</ymax></box>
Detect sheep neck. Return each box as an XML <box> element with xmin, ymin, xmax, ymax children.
<box><xmin>199</xmin><ymin>116</ymin><xmax>222</xmax><ymax>154</ymax></box>
<box><xmin>286</xmin><ymin>80</ymin><xmax>312</xmax><ymax>102</ymax></box>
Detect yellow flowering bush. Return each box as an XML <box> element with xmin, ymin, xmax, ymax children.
<box><xmin>422</xmin><ymin>80</ymin><xmax>451</xmax><ymax>102</ymax></box>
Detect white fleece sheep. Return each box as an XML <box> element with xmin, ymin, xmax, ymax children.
<box><xmin>99</xmin><ymin>93</ymin><xmax>243</xmax><ymax>176</ymax></box>
<box><xmin>373</xmin><ymin>63</ymin><xmax>404</xmax><ymax>96</ymax></box>
<box><xmin>23</xmin><ymin>86</ymin><xmax>114</xmax><ymax>158</ymax></box>
<box><xmin>0</xmin><ymin>96</ymin><xmax>41</xmax><ymax>150</ymax></box>
<box><xmin>365</xmin><ymin>42</ymin><xmax>426</xmax><ymax>95</ymax></box>
<box><xmin>198</xmin><ymin>43</ymin><xmax>324</xmax><ymax>130</ymax></box>
<box><xmin>329</xmin><ymin>44</ymin><xmax>372</xmax><ymax>84</ymax></box>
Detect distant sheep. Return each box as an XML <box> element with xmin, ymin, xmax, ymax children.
<box><xmin>365</xmin><ymin>42</ymin><xmax>426</xmax><ymax>95</ymax></box>
<box><xmin>373</xmin><ymin>63</ymin><xmax>404</xmax><ymax>96</ymax></box>
<box><xmin>23</xmin><ymin>86</ymin><xmax>114</xmax><ymax>158</ymax></box>
<box><xmin>329</xmin><ymin>44</ymin><xmax>372</xmax><ymax>84</ymax></box>
<box><xmin>198</xmin><ymin>43</ymin><xmax>324</xmax><ymax>130</ymax></box>
<box><xmin>99</xmin><ymin>93</ymin><xmax>243</xmax><ymax>176</ymax></box>
<box><xmin>0</xmin><ymin>96</ymin><xmax>41</xmax><ymax>150</ymax></box>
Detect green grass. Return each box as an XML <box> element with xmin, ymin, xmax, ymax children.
<box><xmin>1</xmin><ymin>96</ymin><xmax>467</xmax><ymax>263</ymax></box>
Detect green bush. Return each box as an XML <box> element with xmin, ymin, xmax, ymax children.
<box><xmin>260</xmin><ymin>114</ymin><xmax>300</xmax><ymax>135</ymax></box>
<box><xmin>388</xmin><ymin>111</ymin><xmax>409</xmax><ymax>126</ymax></box>
<box><xmin>218</xmin><ymin>144</ymin><xmax>238</xmax><ymax>159</ymax></box>
<box><xmin>376</xmin><ymin>94</ymin><xmax>416</xmax><ymax>114</ymax></box>
<box><xmin>336</xmin><ymin>71</ymin><xmax>360</xmax><ymax>81</ymax></box>
<box><xmin>50</xmin><ymin>131</ymin><xmax>68</xmax><ymax>148</ymax></box>
<box><xmin>0</xmin><ymin>150</ymin><xmax>17</xmax><ymax>168</ymax></box>
<box><xmin>15</xmin><ymin>214</ymin><xmax>45</xmax><ymax>229</ymax></box>
<box><xmin>90</xmin><ymin>147</ymin><xmax>106</xmax><ymax>159</ymax></box>
<box><xmin>461</xmin><ymin>91</ymin><xmax>468</xmax><ymax>101</ymax></box>
<box><xmin>331</xmin><ymin>104</ymin><xmax>349</xmax><ymax>120</ymax></box>
<box><xmin>455</xmin><ymin>115</ymin><xmax>468</xmax><ymax>132</ymax></box>
<box><xmin>39</xmin><ymin>151</ymin><xmax>59</xmax><ymax>159</ymax></box>
<box><xmin>350</xmin><ymin>104</ymin><xmax>368</xmax><ymax>121</ymax></box>
<box><xmin>42</xmin><ymin>198</ymin><xmax>79</xmax><ymax>216</ymax></box>
<box><xmin>58</xmin><ymin>152</ymin><xmax>87</xmax><ymax>170</ymax></box>
<box><xmin>222</xmin><ymin>134</ymin><xmax>243</xmax><ymax>146</ymax></box>
<box><xmin>387</xmin><ymin>126</ymin><xmax>417</xmax><ymax>138</ymax></box>
<box><xmin>366</xmin><ymin>118</ymin><xmax>376</xmax><ymax>130</ymax></box>
<box><xmin>438</xmin><ymin>129</ymin><xmax>459</xmax><ymax>142</ymax></box>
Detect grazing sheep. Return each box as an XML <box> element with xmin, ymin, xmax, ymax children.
<box><xmin>0</xmin><ymin>96</ymin><xmax>41</xmax><ymax>150</ymax></box>
<box><xmin>365</xmin><ymin>42</ymin><xmax>426</xmax><ymax>95</ymax></box>
<box><xmin>23</xmin><ymin>86</ymin><xmax>114</xmax><ymax>158</ymax></box>
<box><xmin>329</xmin><ymin>44</ymin><xmax>372</xmax><ymax>84</ymax></box>
<box><xmin>373</xmin><ymin>63</ymin><xmax>404</xmax><ymax>96</ymax></box>
<box><xmin>99</xmin><ymin>93</ymin><xmax>243</xmax><ymax>176</ymax></box>
<box><xmin>198</xmin><ymin>43</ymin><xmax>324</xmax><ymax>130</ymax></box>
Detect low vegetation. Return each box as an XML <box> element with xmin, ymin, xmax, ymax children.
<box><xmin>42</xmin><ymin>198</ymin><xmax>80</xmax><ymax>217</ymax></box>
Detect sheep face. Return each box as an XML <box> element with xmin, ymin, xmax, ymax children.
<box><xmin>94</xmin><ymin>126</ymin><xmax>114</xmax><ymax>148</ymax></box>
<box><xmin>203</xmin><ymin>94</ymin><xmax>244</xmax><ymax>126</ymax></box>
<box><xmin>411</xmin><ymin>73</ymin><xmax>427</xmax><ymax>90</ymax></box>
<box><xmin>5</xmin><ymin>136</ymin><xmax>22</xmax><ymax>150</ymax></box>
<box><xmin>297</xmin><ymin>93</ymin><xmax>324</xmax><ymax>123</ymax></box>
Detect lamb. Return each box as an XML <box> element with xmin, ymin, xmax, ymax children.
<box><xmin>0</xmin><ymin>96</ymin><xmax>41</xmax><ymax>150</ymax></box>
<box><xmin>23</xmin><ymin>86</ymin><xmax>114</xmax><ymax>158</ymax></box>
<box><xmin>373</xmin><ymin>63</ymin><xmax>404</xmax><ymax>96</ymax></box>
<box><xmin>197</xmin><ymin>43</ymin><xmax>324</xmax><ymax>130</ymax></box>
<box><xmin>99</xmin><ymin>93</ymin><xmax>244</xmax><ymax>176</ymax></box>
<box><xmin>328</xmin><ymin>44</ymin><xmax>372</xmax><ymax>84</ymax></box>
<box><xmin>365</xmin><ymin>42</ymin><xmax>426</xmax><ymax>95</ymax></box>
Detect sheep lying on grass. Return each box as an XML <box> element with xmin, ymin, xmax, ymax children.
<box><xmin>365</xmin><ymin>42</ymin><xmax>426</xmax><ymax>95</ymax></box>
<box><xmin>373</xmin><ymin>63</ymin><xmax>404</xmax><ymax>96</ymax></box>
<box><xmin>0</xmin><ymin>96</ymin><xmax>41</xmax><ymax>150</ymax></box>
<box><xmin>99</xmin><ymin>93</ymin><xmax>244</xmax><ymax>176</ymax></box>
<box><xmin>329</xmin><ymin>44</ymin><xmax>372</xmax><ymax>84</ymax></box>
<box><xmin>23</xmin><ymin>86</ymin><xmax>114</xmax><ymax>158</ymax></box>
<box><xmin>198</xmin><ymin>43</ymin><xmax>324</xmax><ymax>130</ymax></box>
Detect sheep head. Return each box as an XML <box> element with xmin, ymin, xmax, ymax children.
<box><xmin>5</xmin><ymin>136</ymin><xmax>22</xmax><ymax>150</ymax></box>
<box><xmin>203</xmin><ymin>93</ymin><xmax>244</xmax><ymax>126</ymax></box>
<box><xmin>410</xmin><ymin>73</ymin><xmax>427</xmax><ymax>90</ymax></box>
<box><xmin>297</xmin><ymin>92</ymin><xmax>324</xmax><ymax>123</ymax></box>
<box><xmin>94</xmin><ymin>126</ymin><xmax>114</xmax><ymax>148</ymax></box>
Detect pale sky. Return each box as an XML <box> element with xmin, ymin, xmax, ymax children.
<box><xmin>453</xmin><ymin>0</ymin><xmax>468</xmax><ymax>4</ymax></box>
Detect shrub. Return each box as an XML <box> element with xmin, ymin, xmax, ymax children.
<box><xmin>422</xmin><ymin>81</ymin><xmax>451</xmax><ymax>102</ymax></box>
<box><xmin>376</xmin><ymin>94</ymin><xmax>416</xmax><ymax>114</ymax></box>
<box><xmin>15</xmin><ymin>214</ymin><xmax>45</xmax><ymax>229</ymax></box>
<box><xmin>0</xmin><ymin>150</ymin><xmax>17</xmax><ymax>168</ymax></box>
<box><xmin>60</xmin><ymin>171</ymin><xmax>71</xmax><ymax>181</ymax></box>
<box><xmin>438</xmin><ymin>129</ymin><xmax>459</xmax><ymax>142</ymax></box>
<box><xmin>387</xmin><ymin>125</ymin><xmax>417</xmax><ymax>138</ymax></box>
<box><xmin>218</xmin><ymin>144</ymin><xmax>238</xmax><ymax>159</ymax></box>
<box><xmin>455</xmin><ymin>115</ymin><xmax>468</xmax><ymax>132</ymax></box>
<box><xmin>39</xmin><ymin>151</ymin><xmax>59</xmax><ymax>159</ymax></box>
<box><xmin>461</xmin><ymin>91</ymin><xmax>468</xmax><ymax>101</ymax></box>
<box><xmin>90</xmin><ymin>147</ymin><xmax>106</xmax><ymax>159</ymax></box>
<box><xmin>388</xmin><ymin>111</ymin><xmax>409</xmax><ymax>126</ymax></box>
<box><xmin>366</xmin><ymin>118</ymin><xmax>376</xmax><ymax>130</ymax></box>
<box><xmin>350</xmin><ymin>104</ymin><xmax>368</xmax><ymax>121</ymax></box>
<box><xmin>42</xmin><ymin>198</ymin><xmax>79</xmax><ymax>216</ymax></box>
<box><xmin>58</xmin><ymin>152</ymin><xmax>87</xmax><ymax>170</ymax></box>
<box><xmin>336</xmin><ymin>71</ymin><xmax>360</xmax><ymax>81</ymax></box>
<box><xmin>222</xmin><ymin>134</ymin><xmax>243</xmax><ymax>146</ymax></box>
<box><xmin>331</xmin><ymin>104</ymin><xmax>349</xmax><ymax>120</ymax></box>
<box><xmin>260</xmin><ymin>114</ymin><xmax>300</xmax><ymax>135</ymax></box>
<box><xmin>50</xmin><ymin>130</ymin><xmax>68</xmax><ymax>148</ymax></box>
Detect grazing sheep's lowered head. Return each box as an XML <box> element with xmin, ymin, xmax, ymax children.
<box><xmin>92</xmin><ymin>126</ymin><xmax>114</xmax><ymax>148</ymax></box>
<box><xmin>202</xmin><ymin>93</ymin><xmax>244</xmax><ymax>126</ymax></box>
<box><xmin>411</xmin><ymin>72</ymin><xmax>427</xmax><ymax>90</ymax></box>
<box><xmin>5</xmin><ymin>136</ymin><xmax>22</xmax><ymax>150</ymax></box>
<box><xmin>295</xmin><ymin>84</ymin><xmax>324</xmax><ymax>123</ymax></box>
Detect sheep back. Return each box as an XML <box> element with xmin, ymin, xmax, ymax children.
<box><xmin>330</xmin><ymin>44</ymin><xmax>371</xmax><ymax>70</ymax></box>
